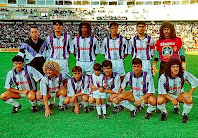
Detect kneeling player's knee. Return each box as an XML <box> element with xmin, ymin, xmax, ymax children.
<box><xmin>82</xmin><ymin>95</ymin><xmax>89</xmax><ymax>102</ymax></box>
<box><xmin>185</xmin><ymin>98</ymin><xmax>193</xmax><ymax>104</ymax></box>
<box><xmin>157</xmin><ymin>97</ymin><xmax>165</xmax><ymax>105</ymax></box>
<box><xmin>148</xmin><ymin>96</ymin><xmax>156</xmax><ymax>106</ymax></box>
<box><xmin>89</xmin><ymin>98</ymin><xmax>94</xmax><ymax>104</ymax></box>
<box><xmin>64</xmin><ymin>97</ymin><xmax>70</xmax><ymax>105</ymax></box>
<box><xmin>27</xmin><ymin>94</ymin><xmax>35</xmax><ymax>101</ymax></box>
<box><xmin>0</xmin><ymin>93</ymin><xmax>7</xmax><ymax>101</ymax></box>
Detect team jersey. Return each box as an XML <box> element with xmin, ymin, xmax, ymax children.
<box><xmin>104</xmin><ymin>72</ymin><xmax>121</xmax><ymax>93</ymax></box>
<box><xmin>89</xmin><ymin>73</ymin><xmax>106</xmax><ymax>89</ymax></box>
<box><xmin>67</xmin><ymin>74</ymin><xmax>89</xmax><ymax>97</ymax></box>
<box><xmin>72</xmin><ymin>36</ymin><xmax>99</xmax><ymax>62</ymax></box>
<box><xmin>5</xmin><ymin>65</ymin><xmax>43</xmax><ymax>91</ymax></box>
<box><xmin>101</xmin><ymin>34</ymin><xmax>128</xmax><ymax>60</ymax></box>
<box><xmin>121</xmin><ymin>71</ymin><xmax>155</xmax><ymax>97</ymax></box>
<box><xmin>129</xmin><ymin>34</ymin><xmax>155</xmax><ymax>60</ymax></box>
<box><xmin>40</xmin><ymin>73</ymin><xmax>70</xmax><ymax>96</ymax></box>
<box><xmin>155</xmin><ymin>37</ymin><xmax>185</xmax><ymax>62</ymax></box>
<box><xmin>158</xmin><ymin>71</ymin><xmax>198</xmax><ymax>96</ymax></box>
<box><xmin>41</xmin><ymin>33</ymin><xmax>73</xmax><ymax>61</ymax></box>
<box><xmin>17</xmin><ymin>39</ymin><xmax>45</xmax><ymax>65</ymax></box>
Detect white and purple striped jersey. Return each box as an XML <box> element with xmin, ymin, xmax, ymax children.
<box><xmin>128</xmin><ymin>34</ymin><xmax>155</xmax><ymax>60</ymax></box>
<box><xmin>5</xmin><ymin>65</ymin><xmax>43</xmax><ymax>91</ymax></box>
<box><xmin>101</xmin><ymin>34</ymin><xmax>128</xmax><ymax>60</ymax></box>
<box><xmin>104</xmin><ymin>72</ymin><xmax>121</xmax><ymax>93</ymax></box>
<box><xmin>158</xmin><ymin>71</ymin><xmax>198</xmax><ymax>96</ymax></box>
<box><xmin>89</xmin><ymin>73</ymin><xmax>106</xmax><ymax>89</ymax></box>
<box><xmin>41</xmin><ymin>33</ymin><xmax>73</xmax><ymax>61</ymax></box>
<box><xmin>67</xmin><ymin>74</ymin><xmax>89</xmax><ymax>97</ymax></box>
<box><xmin>121</xmin><ymin>71</ymin><xmax>155</xmax><ymax>97</ymax></box>
<box><xmin>72</xmin><ymin>36</ymin><xmax>99</xmax><ymax>62</ymax></box>
<box><xmin>40</xmin><ymin>73</ymin><xmax>70</xmax><ymax>96</ymax></box>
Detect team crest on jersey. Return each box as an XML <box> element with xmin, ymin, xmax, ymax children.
<box><xmin>118</xmin><ymin>41</ymin><xmax>121</xmax><ymax>44</ymax></box>
<box><xmin>146</xmin><ymin>41</ymin><xmax>149</xmax><ymax>45</ymax></box>
<box><xmin>162</xmin><ymin>46</ymin><xmax>173</xmax><ymax>59</ymax></box>
<box><xmin>62</xmin><ymin>39</ymin><xmax>65</xmax><ymax>42</ymax></box>
<box><xmin>141</xmin><ymin>81</ymin><xmax>145</xmax><ymax>85</ymax></box>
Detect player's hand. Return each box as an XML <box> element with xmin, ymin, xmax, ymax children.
<box><xmin>135</xmin><ymin>99</ymin><xmax>142</xmax><ymax>106</ymax></box>
<box><xmin>103</xmin><ymin>84</ymin><xmax>108</xmax><ymax>88</ymax></box>
<box><xmin>74</xmin><ymin>105</ymin><xmax>79</xmax><ymax>114</ymax></box>
<box><xmin>183</xmin><ymin>93</ymin><xmax>191</xmax><ymax>101</ymax></box>
<box><xmin>45</xmin><ymin>108</ymin><xmax>51</xmax><ymax>117</ymax></box>
<box><xmin>60</xmin><ymin>86</ymin><xmax>66</xmax><ymax>89</ymax></box>
<box><xmin>99</xmin><ymin>87</ymin><xmax>104</xmax><ymax>92</ymax></box>
<box><xmin>182</xmin><ymin>62</ymin><xmax>186</xmax><ymax>70</ymax></box>
<box><xmin>152</xmin><ymin>64</ymin><xmax>158</xmax><ymax>75</ymax></box>
<box><xmin>90</xmin><ymin>85</ymin><xmax>97</xmax><ymax>91</ymax></box>
<box><xmin>22</xmin><ymin>90</ymin><xmax>29</xmax><ymax>94</ymax></box>
<box><xmin>172</xmin><ymin>99</ymin><xmax>178</xmax><ymax>106</ymax></box>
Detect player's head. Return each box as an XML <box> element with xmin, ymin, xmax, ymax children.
<box><xmin>110</xmin><ymin>22</ymin><xmax>118</xmax><ymax>36</ymax></box>
<box><xmin>159</xmin><ymin>22</ymin><xmax>176</xmax><ymax>40</ymax></box>
<box><xmin>102</xmin><ymin>60</ymin><xmax>112</xmax><ymax>77</ymax></box>
<box><xmin>72</xmin><ymin>66</ymin><xmax>82</xmax><ymax>81</ymax></box>
<box><xmin>43</xmin><ymin>61</ymin><xmax>61</xmax><ymax>78</ymax></box>
<box><xmin>53</xmin><ymin>20</ymin><xmax>63</xmax><ymax>33</ymax></box>
<box><xmin>93</xmin><ymin>63</ymin><xmax>101</xmax><ymax>76</ymax></box>
<box><xmin>132</xmin><ymin>58</ymin><xmax>142</xmax><ymax>74</ymax></box>
<box><xmin>165</xmin><ymin>58</ymin><xmax>183</xmax><ymax>78</ymax></box>
<box><xmin>79</xmin><ymin>22</ymin><xmax>91</xmax><ymax>37</ymax></box>
<box><xmin>136</xmin><ymin>21</ymin><xmax>146</xmax><ymax>35</ymax></box>
<box><xmin>29</xmin><ymin>25</ymin><xmax>39</xmax><ymax>42</ymax></box>
<box><xmin>12</xmin><ymin>55</ymin><xmax>24</xmax><ymax>72</ymax></box>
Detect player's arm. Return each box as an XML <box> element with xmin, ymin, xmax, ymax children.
<box><xmin>43</xmin><ymin>95</ymin><xmax>51</xmax><ymax>117</ymax></box>
<box><xmin>136</xmin><ymin>93</ymin><xmax>153</xmax><ymax>106</ymax></box>
<box><xmin>184</xmin><ymin>71</ymin><xmax>198</xmax><ymax>95</ymax></box>
<box><xmin>152</xmin><ymin>52</ymin><xmax>159</xmax><ymax>75</ymax></box>
<box><xmin>164</xmin><ymin>94</ymin><xmax>178</xmax><ymax>105</ymax></box>
<box><xmin>179</xmin><ymin>46</ymin><xmax>186</xmax><ymax>70</ymax></box>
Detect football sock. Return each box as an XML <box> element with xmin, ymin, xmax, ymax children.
<box><xmin>113</xmin><ymin>102</ymin><xmax>118</xmax><ymax>107</ymax></box>
<box><xmin>83</xmin><ymin>101</ymin><xmax>88</xmax><ymax>107</ymax></box>
<box><xmin>29</xmin><ymin>100</ymin><xmax>37</xmax><ymax>106</ymax></box>
<box><xmin>89</xmin><ymin>103</ymin><xmax>95</xmax><ymax>106</ymax></box>
<box><xmin>157</xmin><ymin>104</ymin><xmax>167</xmax><ymax>113</ymax></box>
<box><xmin>96</xmin><ymin>105</ymin><xmax>102</xmax><ymax>115</ymax></box>
<box><xmin>121</xmin><ymin>100</ymin><xmax>135</xmax><ymax>111</ymax></box>
<box><xmin>147</xmin><ymin>104</ymin><xmax>156</xmax><ymax>113</ymax></box>
<box><xmin>182</xmin><ymin>103</ymin><xmax>192</xmax><ymax>116</ymax></box>
<box><xmin>58</xmin><ymin>95</ymin><xmax>65</xmax><ymax>106</ymax></box>
<box><xmin>5</xmin><ymin>98</ymin><xmax>20</xmax><ymax>107</ymax></box>
<box><xmin>174</xmin><ymin>103</ymin><xmax>179</xmax><ymax>109</ymax></box>
<box><xmin>101</xmin><ymin>104</ymin><xmax>107</xmax><ymax>114</ymax></box>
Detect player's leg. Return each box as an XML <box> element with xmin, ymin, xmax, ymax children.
<box><xmin>95</xmin><ymin>98</ymin><xmax>102</xmax><ymax>119</ymax></box>
<box><xmin>27</xmin><ymin>90</ymin><xmax>38</xmax><ymax>112</ymax></box>
<box><xmin>109</xmin><ymin>93</ymin><xmax>120</xmax><ymax>114</ymax></box>
<box><xmin>176</xmin><ymin>92</ymin><xmax>193</xmax><ymax>123</ymax></box>
<box><xmin>72</xmin><ymin>96</ymin><xmax>79</xmax><ymax>114</ymax></box>
<box><xmin>101</xmin><ymin>98</ymin><xmax>108</xmax><ymax>118</ymax></box>
<box><xmin>145</xmin><ymin>95</ymin><xmax>157</xmax><ymax>119</ymax></box>
<box><xmin>89</xmin><ymin>95</ymin><xmax>95</xmax><ymax>111</ymax></box>
<box><xmin>113</xmin><ymin>91</ymin><xmax>135</xmax><ymax>104</ymax></box>
<box><xmin>56</xmin><ymin>88</ymin><xmax>67</xmax><ymax>111</ymax></box>
<box><xmin>0</xmin><ymin>91</ymin><xmax>22</xmax><ymax>113</ymax></box>
<box><xmin>82</xmin><ymin>94</ymin><xmax>89</xmax><ymax>113</ymax></box>
<box><xmin>157</xmin><ymin>94</ymin><xmax>169</xmax><ymax>121</ymax></box>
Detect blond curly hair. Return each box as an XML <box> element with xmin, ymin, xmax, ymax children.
<box><xmin>43</xmin><ymin>61</ymin><xmax>61</xmax><ymax>76</ymax></box>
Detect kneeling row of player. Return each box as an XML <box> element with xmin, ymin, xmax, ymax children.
<box><xmin>1</xmin><ymin>56</ymin><xmax>198</xmax><ymax>123</ymax></box>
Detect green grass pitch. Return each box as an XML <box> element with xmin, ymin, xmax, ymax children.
<box><xmin>0</xmin><ymin>52</ymin><xmax>198</xmax><ymax>137</ymax></box>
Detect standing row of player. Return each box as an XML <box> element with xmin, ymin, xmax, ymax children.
<box><xmin>17</xmin><ymin>20</ymin><xmax>186</xmax><ymax>80</ymax></box>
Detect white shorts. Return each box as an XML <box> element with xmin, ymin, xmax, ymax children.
<box><xmin>76</xmin><ymin>61</ymin><xmax>94</xmax><ymax>75</ymax></box>
<box><xmin>111</xmin><ymin>59</ymin><xmax>125</xmax><ymax>76</ymax></box>
<box><xmin>19</xmin><ymin>93</ymin><xmax>26</xmax><ymax>98</ymax></box>
<box><xmin>49</xmin><ymin>58</ymin><xmax>69</xmax><ymax>74</ymax></box>
<box><xmin>142</xmin><ymin>60</ymin><xmax>152</xmax><ymax>74</ymax></box>
<box><xmin>92</xmin><ymin>90</ymin><xmax>106</xmax><ymax>99</ymax></box>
